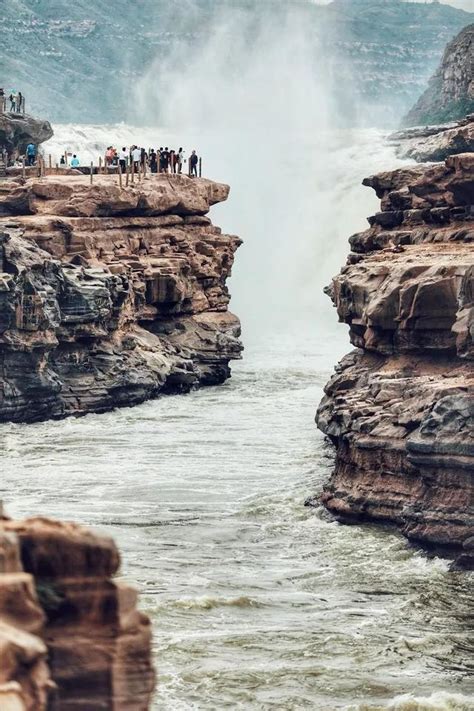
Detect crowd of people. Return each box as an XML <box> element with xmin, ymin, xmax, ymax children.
<box><xmin>4</xmin><ymin>140</ymin><xmax>203</xmax><ymax>177</ymax></box>
<box><xmin>0</xmin><ymin>88</ymin><xmax>25</xmax><ymax>113</ymax></box>
<box><xmin>104</xmin><ymin>145</ymin><xmax>201</xmax><ymax>177</ymax></box>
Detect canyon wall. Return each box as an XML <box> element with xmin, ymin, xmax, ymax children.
<box><xmin>403</xmin><ymin>23</ymin><xmax>474</xmax><ymax>126</ymax></box>
<box><xmin>0</xmin><ymin>173</ymin><xmax>242</xmax><ymax>422</ymax></box>
<box><xmin>0</xmin><ymin>515</ymin><xmax>155</xmax><ymax>710</ymax></box>
<box><xmin>316</xmin><ymin>147</ymin><xmax>473</xmax><ymax>569</ymax></box>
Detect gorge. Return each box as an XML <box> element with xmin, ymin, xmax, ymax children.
<box><xmin>1</xmin><ymin>3</ymin><xmax>474</xmax><ymax>709</ymax></box>
<box><xmin>2</xmin><ymin>116</ymin><xmax>473</xmax><ymax>709</ymax></box>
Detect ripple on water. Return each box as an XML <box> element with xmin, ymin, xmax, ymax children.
<box><xmin>1</xmin><ymin>337</ymin><xmax>473</xmax><ymax>710</ymax></box>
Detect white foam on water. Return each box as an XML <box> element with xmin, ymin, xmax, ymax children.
<box><xmin>350</xmin><ymin>691</ymin><xmax>474</xmax><ymax>711</ymax></box>
<box><xmin>19</xmin><ymin>4</ymin><xmax>473</xmax><ymax>708</ymax></box>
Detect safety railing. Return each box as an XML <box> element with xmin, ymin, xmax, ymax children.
<box><xmin>3</xmin><ymin>151</ymin><xmax>204</xmax><ymax>185</ymax></box>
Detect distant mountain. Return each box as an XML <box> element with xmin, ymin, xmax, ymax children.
<box><xmin>1</xmin><ymin>0</ymin><xmax>473</xmax><ymax>126</ymax></box>
<box><xmin>403</xmin><ymin>22</ymin><xmax>474</xmax><ymax>126</ymax></box>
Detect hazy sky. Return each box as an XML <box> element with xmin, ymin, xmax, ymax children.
<box><xmin>315</xmin><ymin>0</ymin><xmax>474</xmax><ymax>10</ymax></box>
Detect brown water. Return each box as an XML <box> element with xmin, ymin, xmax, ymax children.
<box><xmin>2</xmin><ymin>333</ymin><xmax>473</xmax><ymax>710</ymax></box>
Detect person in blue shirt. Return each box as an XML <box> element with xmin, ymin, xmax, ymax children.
<box><xmin>70</xmin><ymin>155</ymin><xmax>80</xmax><ymax>168</ymax></box>
<box><xmin>26</xmin><ymin>143</ymin><xmax>36</xmax><ymax>166</ymax></box>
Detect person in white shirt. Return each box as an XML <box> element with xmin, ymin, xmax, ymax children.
<box><xmin>177</xmin><ymin>147</ymin><xmax>185</xmax><ymax>174</ymax></box>
<box><xmin>119</xmin><ymin>147</ymin><xmax>128</xmax><ymax>174</ymax></box>
<box><xmin>132</xmin><ymin>146</ymin><xmax>141</xmax><ymax>171</ymax></box>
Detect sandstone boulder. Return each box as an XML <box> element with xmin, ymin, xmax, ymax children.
<box><xmin>0</xmin><ymin>113</ymin><xmax>53</xmax><ymax>157</ymax></box>
<box><xmin>0</xmin><ymin>517</ymin><xmax>155</xmax><ymax>710</ymax></box>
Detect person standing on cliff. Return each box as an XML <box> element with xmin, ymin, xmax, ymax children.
<box><xmin>132</xmin><ymin>145</ymin><xmax>141</xmax><ymax>173</ymax></box>
<box><xmin>189</xmin><ymin>150</ymin><xmax>199</xmax><ymax>178</ymax></box>
<box><xmin>105</xmin><ymin>146</ymin><xmax>115</xmax><ymax>165</ymax></box>
<box><xmin>160</xmin><ymin>147</ymin><xmax>169</xmax><ymax>173</ymax></box>
<box><xmin>119</xmin><ymin>146</ymin><xmax>128</xmax><ymax>174</ymax></box>
<box><xmin>149</xmin><ymin>149</ymin><xmax>158</xmax><ymax>173</ymax></box>
<box><xmin>163</xmin><ymin>147</ymin><xmax>171</xmax><ymax>172</ymax></box>
<box><xmin>177</xmin><ymin>147</ymin><xmax>185</xmax><ymax>174</ymax></box>
<box><xmin>26</xmin><ymin>142</ymin><xmax>36</xmax><ymax>166</ymax></box>
<box><xmin>17</xmin><ymin>92</ymin><xmax>23</xmax><ymax>113</ymax></box>
<box><xmin>70</xmin><ymin>154</ymin><xmax>80</xmax><ymax>168</ymax></box>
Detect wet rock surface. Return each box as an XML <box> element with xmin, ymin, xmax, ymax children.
<box><xmin>390</xmin><ymin>114</ymin><xmax>474</xmax><ymax>162</ymax></box>
<box><xmin>0</xmin><ymin>174</ymin><xmax>242</xmax><ymax>423</ymax></box>
<box><xmin>316</xmin><ymin>146</ymin><xmax>474</xmax><ymax>569</ymax></box>
<box><xmin>0</xmin><ymin>516</ymin><xmax>155</xmax><ymax>710</ymax></box>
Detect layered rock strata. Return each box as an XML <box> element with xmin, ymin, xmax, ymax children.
<box><xmin>316</xmin><ymin>152</ymin><xmax>474</xmax><ymax>568</ymax></box>
<box><xmin>403</xmin><ymin>23</ymin><xmax>474</xmax><ymax>127</ymax></box>
<box><xmin>0</xmin><ymin>174</ymin><xmax>242</xmax><ymax>422</ymax></box>
<box><xmin>0</xmin><ymin>515</ymin><xmax>155</xmax><ymax>710</ymax></box>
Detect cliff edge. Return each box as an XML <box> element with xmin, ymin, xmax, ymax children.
<box><xmin>316</xmin><ymin>150</ymin><xmax>473</xmax><ymax>569</ymax></box>
<box><xmin>0</xmin><ymin>173</ymin><xmax>242</xmax><ymax>422</ymax></box>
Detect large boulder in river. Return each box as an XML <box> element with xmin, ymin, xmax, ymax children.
<box><xmin>0</xmin><ymin>112</ymin><xmax>53</xmax><ymax>156</ymax></box>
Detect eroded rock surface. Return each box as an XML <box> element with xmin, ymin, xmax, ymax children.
<box><xmin>0</xmin><ymin>174</ymin><xmax>242</xmax><ymax>422</ymax></box>
<box><xmin>0</xmin><ymin>516</ymin><xmax>155</xmax><ymax>710</ymax></box>
<box><xmin>403</xmin><ymin>23</ymin><xmax>474</xmax><ymax>126</ymax></box>
<box><xmin>0</xmin><ymin>113</ymin><xmax>53</xmax><ymax>158</ymax></box>
<box><xmin>391</xmin><ymin>114</ymin><xmax>474</xmax><ymax>162</ymax></box>
<box><xmin>316</xmin><ymin>150</ymin><xmax>473</xmax><ymax>568</ymax></box>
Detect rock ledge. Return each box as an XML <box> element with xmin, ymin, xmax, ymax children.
<box><xmin>0</xmin><ymin>173</ymin><xmax>242</xmax><ymax>422</ymax></box>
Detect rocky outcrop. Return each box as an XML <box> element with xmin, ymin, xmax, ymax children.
<box><xmin>0</xmin><ymin>173</ymin><xmax>242</xmax><ymax>422</ymax></box>
<box><xmin>390</xmin><ymin>114</ymin><xmax>474</xmax><ymax>162</ymax></box>
<box><xmin>403</xmin><ymin>23</ymin><xmax>474</xmax><ymax>127</ymax></box>
<box><xmin>0</xmin><ymin>515</ymin><xmax>155</xmax><ymax>710</ymax></box>
<box><xmin>315</xmin><ymin>150</ymin><xmax>474</xmax><ymax>569</ymax></box>
<box><xmin>0</xmin><ymin>112</ymin><xmax>53</xmax><ymax>158</ymax></box>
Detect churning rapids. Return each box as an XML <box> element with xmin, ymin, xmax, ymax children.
<box><xmin>1</xmin><ymin>127</ymin><xmax>473</xmax><ymax>710</ymax></box>
<box><xmin>2</xmin><ymin>336</ymin><xmax>473</xmax><ymax>710</ymax></box>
